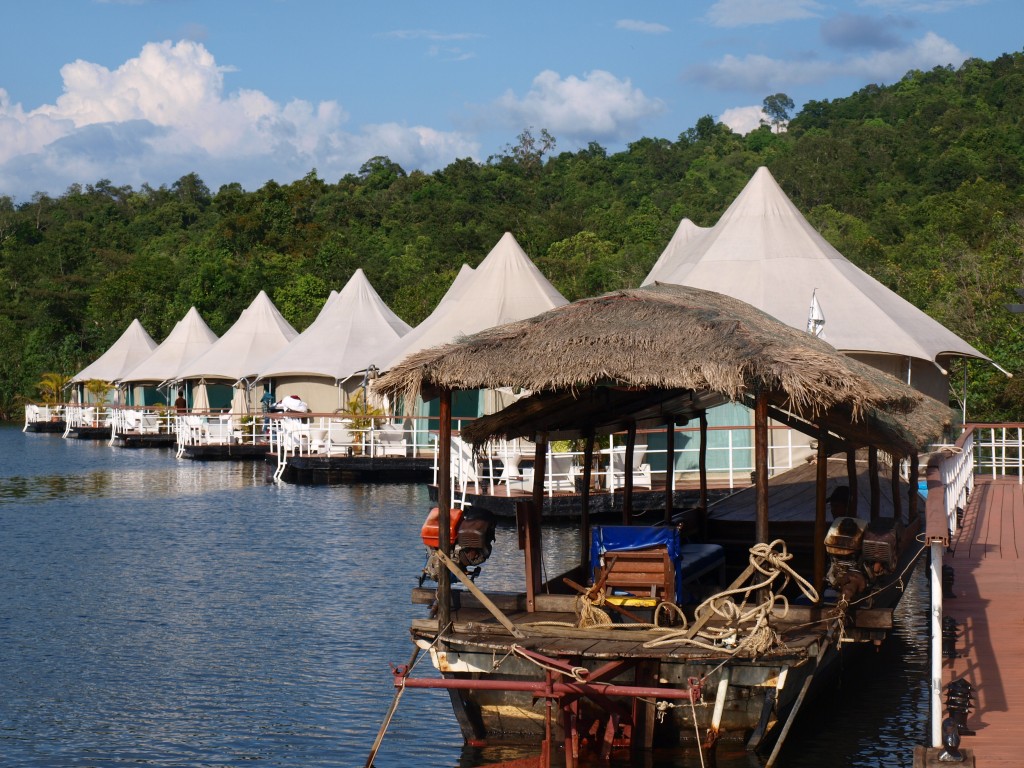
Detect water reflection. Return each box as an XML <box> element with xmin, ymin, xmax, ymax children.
<box><xmin>0</xmin><ymin>426</ymin><xmax>929</xmax><ymax>767</ymax></box>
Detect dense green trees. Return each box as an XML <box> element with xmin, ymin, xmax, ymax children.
<box><xmin>1</xmin><ymin>51</ymin><xmax>1023</xmax><ymax>420</ymax></box>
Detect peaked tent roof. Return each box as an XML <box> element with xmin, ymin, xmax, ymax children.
<box><xmin>643</xmin><ymin>218</ymin><xmax>709</xmax><ymax>285</ymax></box>
<box><xmin>380</xmin><ymin>233</ymin><xmax>567</xmax><ymax>370</ymax></box>
<box><xmin>120</xmin><ymin>307</ymin><xmax>219</xmax><ymax>384</ymax></box>
<box><xmin>436</xmin><ymin>263</ymin><xmax>475</xmax><ymax>309</ymax></box>
<box><xmin>258</xmin><ymin>269</ymin><xmax>412</xmax><ymax>381</ymax></box>
<box><xmin>647</xmin><ymin>166</ymin><xmax>987</xmax><ymax>365</ymax></box>
<box><xmin>72</xmin><ymin>319</ymin><xmax>158</xmax><ymax>383</ymax></box>
<box><xmin>176</xmin><ymin>291</ymin><xmax>298</xmax><ymax>382</ymax></box>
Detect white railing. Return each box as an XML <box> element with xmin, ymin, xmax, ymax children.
<box><xmin>23</xmin><ymin>403</ymin><xmax>64</xmax><ymax>431</ymax></box>
<box><xmin>932</xmin><ymin>433</ymin><xmax>974</xmax><ymax>538</ymax></box>
<box><xmin>62</xmin><ymin>404</ymin><xmax>113</xmax><ymax>436</ymax></box>
<box><xmin>107</xmin><ymin>406</ymin><xmax>176</xmax><ymax>444</ymax></box>
<box><xmin>268</xmin><ymin>415</ymin><xmax>439</xmax><ymax>483</ymax></box>
<box><xmin>437</xmin><ymin>424</ymin><xmax>817</xmax><ymax>510</ymax></box>
<box><xmin>972</xmin><ymin>424</ymin><xmax>1024</xmax><ymax>482</ymax></box>
<box><xmin>175</xmin><ymin>412</ymin><xmax>252</xmax><ymax>457</ymax></box>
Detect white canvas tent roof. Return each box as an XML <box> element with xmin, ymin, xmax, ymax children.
<box><xmin>435</xmin><ymin>263</ymin><xmax>475</xmax><ymax>309</ymax></box>
<box><xmin>72</xmin><ymin>319</ymin><xmax>158</xmax><ymax>383</ymax></box>
<box><xmin>380</xmin><ymin>232</ymin><xmax>567</xmax><ymax>370</ymax></box>
<box><xmin>120</xmin><ymin>307</ymin><xmax>219</xmax><ymax>384</ymax></box>
<box><xmin>644</xmin><ymin>218</ymin><xmax>708</xmax><ymax>285</ymax></box>
<box><xmin>176</xmin><ymin>291</ymin><xmax>298</xmax><ymax>383</ymax></box>
<box><xmin>257</xmin><ymin>269</ymin><xmax>411</xmax><ymax>381</ymax></box>
<box><xmin>644</xmin><ymin>166</ymin><xmax>988</xmax><ymax>365</ymax></box>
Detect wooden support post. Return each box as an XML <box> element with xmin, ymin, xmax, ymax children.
<box><xmin>814</xmin><ymin>427</ymin><xmax>828</xmax><ymax>600</ymax></box>
<box><xmin>437</xmin><ymin>388</ymin><xmax>453</xmax><ymax>635</ymax></box>
<box><xmin>527</xmin><ymin>435</ymin><xmax>548</xmax><ymax>611</ymax></box>
<box><xmin>869</xmin><ymin>446</ymin><xmax>880</xmax><ymax>521</ymax></box>
<box><xmin>623</xmin><ymin>422</ymin><xmax>636</xmax><ymax>525</ymax></box>
<box><xmin>699</xmin><ymin>411</ymin><xmax>709</xmax><ymax>514</ymax></box>
<box><xmin>755</xmin><ymin>393</ymin><xmax>769</xmax><ymax>545</ymax></box>
<box><xmin>909</xmin><ymin>452</ymin><xmax>920</xmax><ymax>523</ymax></box>
<box><xmin>664</xmin><ymin>419</ymin><xmax>675</xmax><ymax>524</ymax></box>
<box><xmin>892</xmin><ymin>458</ymin><xmax>902</xmax><ymax>523</ymax></box>
<box><xmin>846</xmin><ymin>449</ymin><xmax>858</xmax><ymax>517</ymax></box>
<box><xmin>581</xmin><ymin>431</ymin><xmax>595</xmax><ymax>579</ymax></box>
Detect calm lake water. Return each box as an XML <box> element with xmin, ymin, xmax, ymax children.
<box><xmin>0</xmin><ymin>425</ymin><xmax>930</xmax><ymax>767</ymax></box>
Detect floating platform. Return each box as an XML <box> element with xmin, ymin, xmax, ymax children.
<box><xmin>940</xmin><ymin>475</ymin><xmax>1024</xmax><ymax>766</ymax></box>
<box><xmin>24</xmin><ymin>420</ymin><xmax>66</xmax><ymax>434</ymax></box>
<box><xmin>181</xmin><ymin>443</ymin><xmax>272</xmax><ymax>461</ymax></box>
<box><xmin>113</xmin><ymin>432</ymin><xmax>178</xmax><ymax>449</ymax></box>
<box><xmin>64</xmin><ymin>426</ymin><xmax>112</xmax><ymax>440</ymax></box>
<box><xmin>280</xmin><ymin>454</ymin><xmax>434</xmax><ymax>484</ymax></box>
<box><xmin>430</xmin><ymin>482</ymin><xmax>738</xmax><ymax>521</ymax></box>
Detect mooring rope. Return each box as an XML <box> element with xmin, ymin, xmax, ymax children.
<box><xmin>644</xmin><ymin>539</ymin><xmax>818</xmax><ymax>657</ymax></box>
<box><xmin>509</xmin><ymin>644</ymin><xmax>590</xmax><ymax>682</ymax></box>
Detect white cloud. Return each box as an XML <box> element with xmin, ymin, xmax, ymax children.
<box><xmin>860</xmin><ymin>0</ymin><xmax>985</xmax><ymax>12</ymax></box>
<box><xmin>494</xmin><ymin>70</ymin><xmax>665</xmax><ymax>141</ymax></box>
<box><xmin>706</xmin><ymin>0</ymin><xmax>823</xmax><ymax>27</ymax></box>
<box><xmin>688</xmin><ymin>31</ymin><xmax>967</xmax><ymax>90</ymax></box>
<box><xmin>0</xmin><ymin>40</ymin><xmax>478</xmax><ymax>200</ymax></box>
<box><xmin>616</xmin><ymin>19</ymin><xmax>671</xmax><ymax>34</ymax></box>
<box><xmin>719</xmin><ymin>105</ymin><xmax>767</xmax><ymax>134</ymax></box>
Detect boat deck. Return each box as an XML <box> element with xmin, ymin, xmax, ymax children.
<box><xmin>943</xmin><ymin>475</ymin><xmax>1024</xmax><ymax>766</ymax></box>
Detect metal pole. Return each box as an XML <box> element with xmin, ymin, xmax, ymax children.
<box><xmin>930</xmin><ymin>541</ymin><xmax>944</xmax><ymax>747</ymax></box>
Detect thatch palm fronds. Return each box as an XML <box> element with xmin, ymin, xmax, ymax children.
<box><xmin>36</xmin><ymin>371</ymin><xmax>71</xmax><ymax>404</ymax></box>
<box><xmin>84</xmin><ymin>379</ymin><xmax>114</xmax><ymax>403</ymax></box>
<box><xmin>376</xmin><ymin>284</ymin><xmax>922</xmax><ymax>420</ymax></box>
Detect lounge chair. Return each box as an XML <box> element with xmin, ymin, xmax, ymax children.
<box><xmin>450</xmin><ymin>435</ymin><xmax>482</xmax><ymax>493</ymax></box>
<box><xmin>203</xmin><ymin>416</ymin><xmax>236</xmax><ymax>445</ymax></box>
<box><xmin>606</xmin><ymin>444</ymin><xmax>653</xmax><ymax>491</ymax></box>
<box><xmin>373</xmin><ymin>422</ymin><xmax>408</xmax><ymax>457</ymax></box>
<box><xmin>508</xmin><ymin>452</ymin><xmax>579</xmax><ymax>494</ymax></box>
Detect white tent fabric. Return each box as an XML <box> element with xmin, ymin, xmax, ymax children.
<box><xmin>434</xmin><ymin>263</ymin><xmax>475</xmax><ymax>309</ymax></box>
<box><xmin>72</xmin><ymin>319</ymin><xmax>158</xmax><ymax>383</ymax></box>
<box><xmin>176</xmin><ymin>291</ymin><xmax>298</xmax><ymax>383</ymax></box>
<box><xmin>379</xmin><ymin>232</ymin><xmax>567</xmax><ymax>371</ymax></box>
<box><xmin>643</xmin><ymin>218</ymin><xmax>709</xmax><ymax>286</ymax></box>
<box><xmin>646</xmin><ymin>166</ymin><xmax>988</xmax><ymax>366</ymax></box>
<box><xmin>257</xmin><ymin>269</ymin><xmax>411</xmax><ymax>382</ymax></box>
<box><xmin>120</xmin><ymin>307</ymin><xmax>219</xmax><ymax>384</ymax></box>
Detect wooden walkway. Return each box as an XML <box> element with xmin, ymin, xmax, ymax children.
<box><xmin>944</xmin><ymin>475</ymin><xmax>1024</xmax><ymax>765</ymax></box>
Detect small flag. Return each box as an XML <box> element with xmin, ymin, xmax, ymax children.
<box><xmin>807</xmin><ymin>289</ymin><xmax>825</xmax><ymax>338</ymax></box>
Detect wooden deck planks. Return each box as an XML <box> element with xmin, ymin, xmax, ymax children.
<box><xmin>945</xmin><ymin>476</ymin><xmax>1024</xmax><ymax>765</ymax></box>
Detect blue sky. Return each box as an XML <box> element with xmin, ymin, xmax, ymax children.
<box><xmin>0</xmin><ymin>0</ymin><xmax>1019</xmax><ymax>202</ymax></box>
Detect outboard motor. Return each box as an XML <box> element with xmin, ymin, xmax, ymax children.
<box><xmin>418</xmin><ymin>507</ymin><xmax>496</xmax><ymax>586</ymax></box>
<box><xmin>825</xmin><ymin>516</ymin><xmax>901</xmax><ymax>603</ymax></box>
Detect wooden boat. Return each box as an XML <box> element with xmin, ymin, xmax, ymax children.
<box><xmin>372</xmin><ymin>285</ymin><xmax>955</xmax><ymax>765</ymax></box>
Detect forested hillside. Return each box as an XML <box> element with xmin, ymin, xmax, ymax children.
<box><xmin>2</xmin><ymin>52</ymin><xmax>1023</xmax><ymax>421</ymax></box>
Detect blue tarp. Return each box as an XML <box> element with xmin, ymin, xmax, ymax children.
<box><xmin>591</xmin><ymin>525</ymin><xmax>683</xmax><ymax>598</ymax></box>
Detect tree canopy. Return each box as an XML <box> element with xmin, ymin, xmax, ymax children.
<box><xmin>2</xmin><ymin>52</ymin><xmax>1023</xmax><ymax>420</ymax></box>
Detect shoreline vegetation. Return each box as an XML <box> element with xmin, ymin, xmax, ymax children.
<box><xmin>2</xmin><ymin>51</ymin><xmax>1023</xmax><ymax>421</ymax></box>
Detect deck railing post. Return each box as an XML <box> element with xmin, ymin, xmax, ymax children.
<box><xmin>930</xmin><ymin>540</ymin><xmax>944</xmax><ymax>747</ymax></box>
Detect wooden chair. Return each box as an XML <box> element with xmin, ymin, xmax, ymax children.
<box><xmin>596</xmin><ymin>545</ymin><xmax>676</xmax><ymax>605</ymax></box>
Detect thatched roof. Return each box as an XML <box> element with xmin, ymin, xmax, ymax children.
<box><xmin>374</xmin><ymin>284</ymin><xmax>955</xmax><ymax>455</ymax></box>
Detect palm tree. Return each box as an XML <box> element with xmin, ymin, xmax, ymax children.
<box><xmin>36</xmin><ymin>372</ymin><xmax>71</xmax><ymax>404</ymax></box>
<box><xmin>84</xmin><ymin>379</ymin><xmax>114</xmax><ymax>404</ymax></box>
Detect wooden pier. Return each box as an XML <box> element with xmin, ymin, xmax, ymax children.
<box><xmin>941</xmin><ymin>475</ymin><xmax>1024</xmax><ymax>765</ymax></box>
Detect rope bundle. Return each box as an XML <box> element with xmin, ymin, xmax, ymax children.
<box><xmin>645</xmin><ymin>539</ymin><xmax>819</xmax><ymax>657</ymax></box>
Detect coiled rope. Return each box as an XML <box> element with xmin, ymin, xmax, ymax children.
<box><xmin>644</xmin><ymin>539</ymin><xmax>818</xmax><ymax>657</ymax></box>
